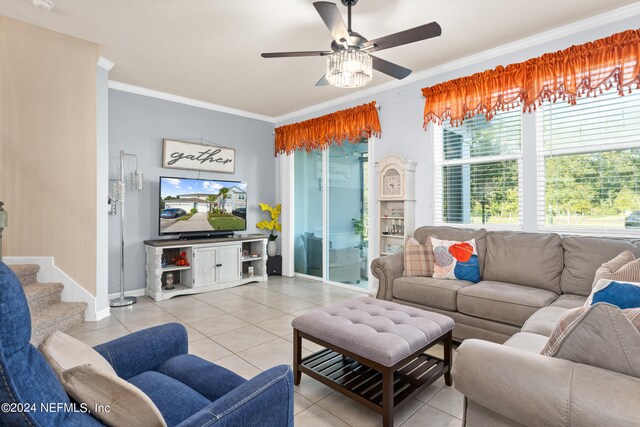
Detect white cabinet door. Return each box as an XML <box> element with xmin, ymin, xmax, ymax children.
<box><xmin>192</xmin><ymin>247</ymin><xmax>217</xmax><ymax>287</ymax></box>
<box><xmin>217</xmin><ymin>245</ymin><xmax>241</xmax><ymax>283</ymax></box>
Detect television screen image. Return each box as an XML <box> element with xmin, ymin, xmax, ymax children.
<box><xmin>159</xmin><ymin>177</ymin><xmax>247</xmax><ymax>235</ymax></box>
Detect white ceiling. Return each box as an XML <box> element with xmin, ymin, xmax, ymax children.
<box><xmin>1</xmin><ymin>0</ymin><xmax>637</xmax><ymax>117</ymax></box>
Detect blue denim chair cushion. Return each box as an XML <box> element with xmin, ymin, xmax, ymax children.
<box><xmin>0</xmin><ymin>262</ymin><xmax>100</xmax><ymax>426</ymax></box>
<box><xmin>128</xmin><ymin>371</ymin><xmax>211</xmax><ymax>426</ymax></box>
<box><xmin>156</xmin><ymin>354</ymin><xmax>246</xmax><ymax>401</ymax></box>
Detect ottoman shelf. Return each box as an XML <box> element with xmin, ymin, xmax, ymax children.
<box><xmin>300</xmin><ymin>345</ymin><xmax>448</xmax><ymax>409</ymax></box>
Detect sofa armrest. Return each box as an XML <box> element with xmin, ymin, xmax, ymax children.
<box><xmin>94</xmin><ymin>323</ymin><xmax>188</xmax><ymax>380</ymax></box>
<box><xmin>453</xmin><ymin>339</ymin><xmax>640</xmax><ymax>427</ymax></box>
<box><xmin>176</xmin><ymin>365</ymin><xmax>293</xmax><ymax>427</ymax></box>
<box><xmin>370</xmin><ymin>253</ymin><xmax>404</xmax><ymax>300</ymax></box>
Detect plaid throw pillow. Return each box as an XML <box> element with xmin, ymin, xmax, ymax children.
<box><xmin>541</xmin><ymin>306</ymin><xmax>588</xmax><ymax>356</ymax></box>
<box><xmin>403</xmin><ymin>236</ymin><xmax>434</xmax><ymax>277</ymax></box>
<box><xmin>592</xmin><ymin>250</ymin><xmax>640</xmax><ymax>288</ymax></box>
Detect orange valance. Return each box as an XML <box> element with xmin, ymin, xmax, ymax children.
<box><xmin>275</xmin><ymin>101</ymin><xmax>381</xmax><ymax>155</ymax></box>
<box><xmin>422</xmin><ymin>29</ymin><xmax>640</xmax><ymax>127</ymax></box>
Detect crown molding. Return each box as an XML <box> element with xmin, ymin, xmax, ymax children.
<box><xmin>106</xmin><ymin>2</ymin><xmax>640</xmax><ymax>126</ymax></box>
<box><xmin>273</xmin><ymin>2</ymin><xmax>640</xmax><ymax>124</ymax></box>
<box><xmin>107</xmin><ymin>81</ymin><xmax>275</xmax><ymax>123</ymax></box>
<box><xmin>97</xmin><ymin>56</ymin><xmax>115</xmax><ymax>71</ymax></box>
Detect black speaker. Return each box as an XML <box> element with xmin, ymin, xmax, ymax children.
<box><xmin>266</xmin><ymin>255</ymin><xmax>282</xmax><ymax>276</ymax></box>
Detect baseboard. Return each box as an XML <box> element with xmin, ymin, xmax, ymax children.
<box><xmin>3</xmin><ymin>256</ymin><xmax>104</xmax><ymax>321</ymax></box>
<box><xmin>108</xmin><ymin>288</ymin><xmax>146</xmax><ymax>299</ymax></box>
<box><xmin>94</xmin><ymin>307</ymin><xmax>111</xmax><ymax>321</ymax></box>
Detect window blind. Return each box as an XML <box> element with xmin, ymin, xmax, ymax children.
<box><xmin>435</xmin><ymin>110</ymin><xmax>522</xmax><ymax>226</ymax></box>
<box><xmin>537</xmin><ymin>88</ymin><xmax>640</xmax><ymax>233</ymax></box>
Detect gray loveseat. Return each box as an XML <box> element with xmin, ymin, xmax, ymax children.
<box><xmin>371</xmin><ymin>226</ymin><xmax>640</xmax><ymax>426</ymax></box>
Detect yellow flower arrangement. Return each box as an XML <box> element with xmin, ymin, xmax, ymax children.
<box><xmin>256</xmin><ymin>203</ymin><xmax>281</xmax><ymax>241</ymax></box>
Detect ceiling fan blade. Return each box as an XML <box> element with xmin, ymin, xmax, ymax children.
<box><xmin>364</xmin><ymin>22</ymin><xmax>442</xmax><ymax>52</ymax></box>
<box><xmin>316</xmin><ymin>74</ymin><xmax>329</xmax><ymax>86</ymax></box>
<box><xmin>261</xmin><ymin>51</ymin><xmax>331</xmax><ymax>58</ymax></box>
<box><xmin>313</xmin><ymin>1</ymin><xmax>350</xmax><ymax>46</ymax></box>
<box><xmin>371</xmin><ymin>55</ymin><xmax>412</xmax><ymax>80</ymax></box>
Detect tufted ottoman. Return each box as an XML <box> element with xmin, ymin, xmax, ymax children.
<box><xmin>291</xmin><ymin>296</ymin><xmax>454</xmax><ymax>427</ymax></box>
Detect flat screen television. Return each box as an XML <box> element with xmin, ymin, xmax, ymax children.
<box><xmin>159</xmin><ymin>176</ymin><xmax>247</xmax><ymax>237</ymax></box>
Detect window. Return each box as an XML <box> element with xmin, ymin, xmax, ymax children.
<box><xmin>435</xmin><ymin>110</ymin><xmax>522</xmax><ymax>226</ymax></box>
<box><xmin>537</xmin><ymin>89</ymin><xmax>640</xmax><ymax>233</ymax></box>
<box><xmin>237</xmin><ymin>194</ymin><xmax>246</xmax><ymax>201</ymax></box>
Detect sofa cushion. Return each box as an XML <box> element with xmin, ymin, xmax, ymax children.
<box><xmin>503</xmin><ymin>332</ymin><xmax>549</xmax><ymax>353</ymax></box>
<box><xmin>550</xmin><ymin>294</ymin><xmax>587</xmax><ymax>309</ymax></box>
<box><xmin>393</xmin><ymin>276</ymin><xmax>473</xmax><ymax>311</ymax></box>
<box><xmin>457</xmin><ymin>281</ymin><xmax>558</xmax><ymax>326</ymax></box>
<box><xmin>128</xmin><ymin>371</ymin><xmax>210</xmax><ymax>427</ymax></box>
<box><xmin>560</xmin><ymin>236</ymin><xmax>640</xmax><ymax>296</ymax></box>
<box><xmin>521</xmin><ymin>306</ymin><xmax>571</xmax><ymax>336</ymax></box>
<box><xmin>483</xmin><ymin>231</ymin><xmax>563</xmax><ymax>293</ymax></box>
<box><xmin>414</xmin><ymin>226</ymin><xmax>487</xmax><ymax>275</ymax></box>
<box><xmin>541</xmin><ymin>304</ymin><xmax>640</xmax><ymax>378</ymax></box>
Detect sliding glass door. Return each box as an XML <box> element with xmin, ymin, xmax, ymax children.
<box><xmin>294</xmin><ymin>141</ymin><xmax>369</xmax><ymax>289</ymax></box>
<box><xmin>293</xmin><ymin>150</ymin><xmax>323</xmax><ymax>278</ymax></box>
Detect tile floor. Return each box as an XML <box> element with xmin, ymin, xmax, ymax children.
<box><xmin>68</xmin><ymin>276</ymin><xmax>463</xmax><ymax>427</ymax></box>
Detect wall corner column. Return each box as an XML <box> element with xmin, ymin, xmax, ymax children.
<box><xmin>276</xmin><ymin>153</ymin><xmax>295</xmax><ymax>276</ymax></box>
<box><xmin>95</xmin><ymin>56</ymin><xmax>114</xmax><ymax>319</ymax></box>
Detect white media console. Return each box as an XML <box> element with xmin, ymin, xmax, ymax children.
<box><xmin>144</xmin><ymin>234</ymin><xmax>268</xmax><ymax>301</ymax></box>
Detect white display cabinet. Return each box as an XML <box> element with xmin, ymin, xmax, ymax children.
<box><xmin>145</xmin><ymin>235</ymin><xmax>268</xmax><ymax>301</ymax></box>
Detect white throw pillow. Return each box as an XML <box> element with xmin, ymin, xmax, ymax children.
<box><xmin>430</xmin><ymin>237</ymin><xmax>481</xmax><ymax>283</ymax></box>
<box><xmin>39</xmin><ymin>330</ymin><xmax>116</xmax><ymax>377</ymax></box>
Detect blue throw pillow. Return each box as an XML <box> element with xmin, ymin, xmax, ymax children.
<box><xmin>454</xmin><ymin>254</ymin><xmax>480</xmax><ymax>283</ymax></box>
<box><xmin>590</xmin><ymin>280</ymin><xmax>640</xmax><ymax>309</ymax></box>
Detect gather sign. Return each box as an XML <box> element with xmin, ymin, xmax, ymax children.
<box><xmin>162</xmin><ymin>139</ymin><xmax>235</xmax><ymax>174</ymax></box>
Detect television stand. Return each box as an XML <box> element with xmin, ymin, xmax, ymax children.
<box><xmin>144</xmin><ymin>234</ymin><xmax>269</xmax><ymax>301</ymax></box>
<box><xmin>179</xmin><ymin>231</ymin><xmax>234</xmax><ymax>240</ymax></box>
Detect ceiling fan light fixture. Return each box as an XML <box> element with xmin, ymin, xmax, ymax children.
<box><xmin>327</xmin><ymin>49</ymin><xmax>372</xmax><ymax>88</ymax></box>
<box><xmin>32</xmin><ymin>0</ymin><xmax>54</xmax><ymax>11</ymax></box>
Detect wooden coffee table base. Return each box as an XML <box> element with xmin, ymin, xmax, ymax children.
<box><xmin>293</xmin><ymin>329</ymin><xmax>453</xmax><ymax>427</ymax></box>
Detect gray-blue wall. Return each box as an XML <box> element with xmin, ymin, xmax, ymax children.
<box><xmin>108</xmin><ymin>90</ymin><xmax>275</xmax><ymax>293</ymax></box>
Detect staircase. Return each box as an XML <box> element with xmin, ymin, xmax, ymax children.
<box><xmin>9</xmin><ymin>264</ymin><xmax>87</xmax><ymax>346</ymax></box>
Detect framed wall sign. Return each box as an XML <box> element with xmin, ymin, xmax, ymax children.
<box><xmin>162</xmin><ymin>139</ymin><xmax>236</xmax><ymax>174</ymax></box>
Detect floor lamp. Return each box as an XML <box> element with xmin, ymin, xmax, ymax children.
<box><xmin>109</xmin><ymin>150</ymin><xmax>144</xmax><ymax>307</ymax></box>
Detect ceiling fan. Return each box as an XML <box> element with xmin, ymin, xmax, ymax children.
<box><xmin>261</xmin><ymin>0</ymin><xmax>441</xmax><ymax>88</ymax></box>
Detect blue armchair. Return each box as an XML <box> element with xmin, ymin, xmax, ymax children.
<box><xmin>0</xmin><ymin>262</ymin><xmax>294</xmax><ymax>427</ymax></box>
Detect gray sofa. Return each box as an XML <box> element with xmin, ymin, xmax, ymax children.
<box><xmin>371</xmin><ymin>225</ymin><xmax>640</xmax><ymax>426</ymax></box>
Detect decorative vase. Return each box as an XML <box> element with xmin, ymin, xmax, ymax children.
<box><xmin>267</xmin><ymin>240</ymin><xmax>277</xmax><ymax>257</ymax></box>
<box><xmin>164</xmin><ymin>272</ymin><xmax>175</xmax><ymax>290</ymax></box>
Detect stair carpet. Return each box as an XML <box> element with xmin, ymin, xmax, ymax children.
<box><xmin>9</xmin><ymin>264</ymin><xmax>87</xmax><ymax>346</ymax></box>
